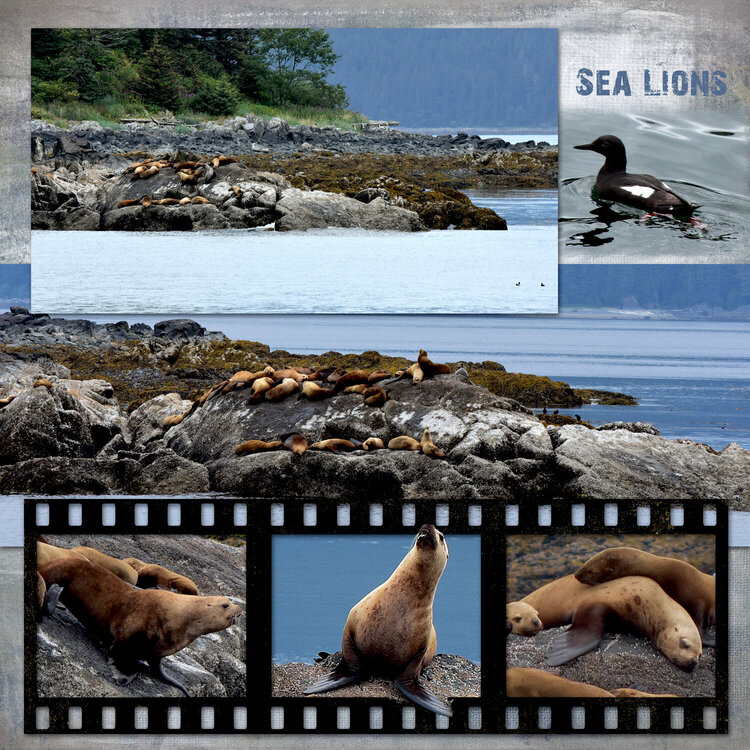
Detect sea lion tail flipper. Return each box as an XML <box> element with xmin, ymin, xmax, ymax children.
<box><xmin>303</xmin><ymin>668</ymin><xmax>360</xmax><ymax>695</ymax></box>
<box><xmin>151</xmin><ymin>657</ymin><xmax>191</xmax><ymax>697</ymax></box>
<box><xmin>44</xmin><ymin>583</ymin><xmax>63</xmax><ymax>617</ymax></box>
<box><xmin>395</xmin><ymin>676</ymin><xmax>453</xmax><ymax>717</ymax></box>
<box><xmin>545</xmin><ymin>603</ymin><xmax>607</xmax><ymax>666</ymax></box>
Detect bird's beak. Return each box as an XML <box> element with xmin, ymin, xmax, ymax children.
<box><xmin>574</xmin><ymin>142</ymin><xmax>594</xmax><ymax>150</ymax></box>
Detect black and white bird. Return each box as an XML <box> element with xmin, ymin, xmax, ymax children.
<box><xmin>574</xmin><ymin>134</ymin><xmax>698</xmax><ymax>218</ymax></box>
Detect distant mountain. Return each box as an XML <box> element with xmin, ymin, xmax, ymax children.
<box><xmin>560</xmin><ymin>265</ymin><xmax>750</xmax><ymax>314</ymax></box>
<box><xmin>326</xmin><ymin>29</ymin><xmax>557</xmax><ymax>130</ymax></box>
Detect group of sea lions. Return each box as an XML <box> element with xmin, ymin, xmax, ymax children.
<box><xmin>161</xmin><ymin>350</ymin><xmax>451</xmax><ymax>459</ymax></box>
<box><xmin>506</xmin><ymin>546</ymin><xmax>716</xmax><ymax>697</ymax></box>
<box><xmin>234</xmin><ymin>428</ymin><xmax>445</xmax><ymax>458</ymax></box>
<box><xmin>35</xmin><ymin>537</ymin><xmax>242</xmax><ymax>697</ymax></box>
<box><xmin>116</xmin><ymin>154</ymin><xmax>238</xmax><ymax>208</ymax></box>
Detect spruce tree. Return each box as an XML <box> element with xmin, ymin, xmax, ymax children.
<box><xmin>136</xmin><ymin>35</ymin><xmax>181</xmax><ymax>111</ymax></box>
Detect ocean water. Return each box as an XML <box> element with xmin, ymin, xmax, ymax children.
<box><xmin>272</xmin><ymin>534</ymin><xmax>481</xmax><ymax>665</ymax></box>
<box><xmin>31</xmin><ymin>225</ymin><xmax>557</xmax><ymax>315</ymax></box>
<box><xmin>78</xmin><ymin>314</ymin><xmax>750</xmax><ymax>451</ymax></box>
<box><xmin>560</xmin><ymin>111</ymin><xmax>750</xmax><ymax>263</ymax></box>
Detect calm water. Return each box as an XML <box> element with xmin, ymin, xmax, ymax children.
<box><xmin>31</xmin><ymin>225</ymin><xmax>557</xmax><ymax>315</ymax></box>
<box><xmin>465</xmin><ymin>189</ymin><xmax>557</xmax><ymax>226</ymax></box>
<box><xmin>272</xmin><ymin>534</ymin><xmax>481</xmax><ymax>664</ymax></box>
<box><xmin>560</xmin><ymin>112</ymin><xmax>750</xmax><ymax>263</ymax></box>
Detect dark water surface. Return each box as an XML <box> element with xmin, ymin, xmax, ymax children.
<box><xmin>272</xmin><ymin>534</ymin><xmax>481</xmax><ymax>664</ymax></box>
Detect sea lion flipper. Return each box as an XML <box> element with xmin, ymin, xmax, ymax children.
<box><xmin>151</xmin><ymin>657</ymin><xmax>191</xmax><ymax>697</ymax></box>
<box><xmin>545</xmin><ymin>603</ymin><xmax>607</xmax><ymax>666</ymax></box>
<box><xmin>395</xmin><ymin>675</ymin><xmax>453</xmax><ymax>717</ymax></box>
<box><xmin>44</xmin><ymin>583</ymin><xmax>63</xmax><ymax>617</ymax></box>
<box><xmin>702</xmin><ymin>630</ymin><xmax>716</xmax><ymax>648</ymax></box>
<box><xmin>303</xmin><ymin>668</ymin><xmax>360</xmax><ymax>694</ymax></box>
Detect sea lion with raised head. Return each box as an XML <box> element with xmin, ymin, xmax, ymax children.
<box><xmin>123</xmin><ymin>558</ymin><xmax>199</xmax><ymax>596</ymax></box>
<box><xmin>574</xmin><ymin>547</ymin><xmax>716</xmax><ymax>646</ymax></box>
<box><xmin>305</xmin><ymin>524</ymin><xmax>452</xmax><ymax>716</ymax></box>
<box><xmin>388</xmin><ymin>436</ymin><xmax>422</xmax><ymax>451</ymax></box>
<box><xmin>38</xmin><ymin>556</ymin><xmax>241</xmax><ymax>696</ymax></box>
<box><xmin>420</xmin><ymin>429</ymin><xmax>445</xmax><ymax>458</ymax></box>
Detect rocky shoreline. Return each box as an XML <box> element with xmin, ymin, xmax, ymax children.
<box><xmin>31</xmin><ymin>115</ymin><xmax>556</xmax><ymax>232</ymax></box>
<box><xmin>1</xmin><ymin>309</ymin><xmax>747</xmax><ymax>504</ymax></box>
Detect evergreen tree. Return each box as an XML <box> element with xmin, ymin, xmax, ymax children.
<box><xmin>136</xmin><ymin>36</ymin><xmax>181</xmax><ymax>111</ymax></box>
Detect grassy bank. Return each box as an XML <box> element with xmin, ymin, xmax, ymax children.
<box><xmin>31</xmin><ymin>96</ymin><xmax>366</xmax><ymax>132</ymax></box>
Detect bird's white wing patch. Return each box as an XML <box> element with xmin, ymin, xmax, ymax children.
<box><xmin>622</xmin><ymin>186</ymin><xmax>655</xmax><ymax>198</ymax></box>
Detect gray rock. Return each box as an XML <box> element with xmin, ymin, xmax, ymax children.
<box><xmin>101</xmin><ymin>203</ymin><xmax>230</xmax><ymax>231</ymax></box>
<box><xmin>597</xmin><ymin>421</ymin><xmax>660</xmax><ymax>435</ymax></box>
<box><xmin>128</xmin><ymin>392</ymin><xmax>192</xmax><ymax>449</ymax></box>
<box><xmin>274</xmin><ymin>189</ymin><xmax>426</xmax><ymax>231</ymax></box>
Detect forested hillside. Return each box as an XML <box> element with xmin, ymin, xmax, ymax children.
<box><xmin>31</xmin><ymin>29</ymin><xmax>350</xmax><ymax>123</ymax></box>
<box><xmin>326</xmin><ymin>28</ymin><xmax>558</xmax><ymax>129</ymax></box>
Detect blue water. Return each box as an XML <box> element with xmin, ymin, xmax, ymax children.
<box><xmin>465</xmin><ymin>189</ymin><xmax>557</xmax><ymax>226</ymax></box>
<box><xmin>272</xmin><ymin>534</ymin><xmax>481</xmax><ymax>664</ymax></box>
<box><xmin>78</xmin><ymin>315</ymin><xmax>750</xmax><ymax>451</ymax></box>
<box><xmin>31</xmin><ymin>223</ymin><xmax>557</xmax><ymax>315</ymax></box>
<box><xmin>560</xmin><ymin>112</ymin><xmax>750</xmax><ymax>263</ymax></box>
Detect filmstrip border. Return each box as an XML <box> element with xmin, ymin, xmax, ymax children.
<box><xmin>25</xmin><ymin>497</ymin><xmax>728</xmax><ymax>734</ymax></box>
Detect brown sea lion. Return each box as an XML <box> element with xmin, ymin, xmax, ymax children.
<box><xmin>178</xmin><ymin>171</ymin><xmax>198</xmax><ymax>184</ymax></box>
<box><xmin>117</xmin><ymin>198</ymin><xmax>142</xmax><ymax>208</ymax></box>
<box><xmin>506</xmin><ymin>668</ymin><xmax>614</xmax><ymax>698</ymax></box>
<box><xmin>173</xmin><ymin>161</ymin><xmax>202</xmax><ymax>170</ymax></box>
<box><xmin>139</xmin><ymin>166</ymin><xmax>159</xmax><ymax>179</ymax></box>
<box><xmin>367</xmin><ymin>370</ymin><xmax>390</xmax><ymax>383</ymax></box>
<box><xmin>235</xmin><ymin>439</ymin><xmax>283</xmax><ymax>456</ymax></box>
<box><xmin>284</xmin><ymin>433</ymin><xmax>309</xmax><ymax>455</ymax></box>
<box><xmin>70</xmin><ymin>546</ymin><xmax>139</xmax><ymax>586</ymax></box>
<box><xmin>271</xmin><ymin>368</ymin><xmax>309</xmax><ymax>383</ymax></box>
<box><xmin>343</xmin><ymin>384</ymin><xmax>369</xmax><ymax>395</ymax></box>
<box><xmin>508</xmin><ymin>575</ymin><xmax>702</xmax><ymax>670</ymax></box>
<box><xmin>305</xmin><ymin>525</ymin><xmax>451</xmax><ymax>716</ymax></box>
<box><xmin>123</xmin><ymin>558</ymin><xmax>199</xmax><ymax>596</ymax></box>
<box><xmin>38</xmin><ymin>556</ymin><xmax>241</xmax><ymax>697</ymax></box>
<box><xmin>388</xmin><ymin>436</ymin><xmax>422</xmax><ymax>451</ymax></box>
<box><xmin>249</xmin><ymin>376</ymin><xmax>276</xmax><ymax>399</ymax></box>
<box><xmin>33</xmin><ymin>378</ymin><xmax>54</xmax><ymax>389</ymax></box>
<box><xmin>190</xmin><ymin>196</ymin><xmax>210</xmax><ymax>204</ymax></box>
<box><xmin>420</xmin><ymin>429</ymin><xmax>446</xmax><ymax>458</ymax></box>
<box><xmin>298</xmin><ymin>381</ymin><xmax>336</xmax><ymax>400</ymax></box>
<box><xmin>231</xmin><ymin>186</ymin><xmax>243</xmax><ymax>198</ymax></box>
<box><xmin>154</xmin><ymin>198</ymin><xmax>181</xmax><ymax>206</ymax></box>
<box><xmin>575</xmin><ymin>547</ymin><xmax>716</xmax><ymax>646</ymax></box>
<box><xmin>610</xmin><ymin>688</ymin><xmax>681</xmax><ymax>697</ymax></box>
<box><xmin>333</xmin><ymin>370</ymin><xmax>371</xmax><ymax>392</ymax></box>
<box><xmin>162</xmin><ymin>413</ymin><xmax>185</xmax><ymax>428</ymax></box>
<box><xmin>417</xmin><ymin>350</ymin><xmax>451</xmax><ymax>377</ymax></box>
<box><xmin>179</xmin><ymin>196</ymin><xmax>192</xmax><ymax>204</ymax></box>
<box><xmin>221</xmin><ymin>370</ymin><xmax>256</xmax><ymax>393</ymax></box>
<box><xmin>265</xmin><ymin>378</ymin><xmax>299</xmax><ymax>401</ymax></box>
<box><xmin>0</xmin><ymin>395</ymin><xmax>16</xmax><ymax>406</ymax></box>
<box><xmin>363</xmin><ymin>387</ymin><xmax>387</xmax><ymax>407</ymax></box>
<box><xmin>37</xmin><ymin>541</ymin><xmax>86</xmax><ymax>567</ymax></box>
<box><xmin>140</xmin><ymin>195</ymin><xmax>153</xmax><ymax>207</ymax></box>
<box><xmin>310</xmin><ymin>439</ymin><xmax>358</xmax><ymax>453</ymax></box>
<box><xmin>325</xmin><ymin>368</ymin><xmax>346</xmax><ymax>384</ymax></box>
<box><xmin>213</xmin><ymin>155</ymin><xmax>237</xmax><ymax>167</ymax></box>
<box><xmin>363</xmin><ymin>437</ymin><xmax>385</xmax><ymax>451</ymax></box>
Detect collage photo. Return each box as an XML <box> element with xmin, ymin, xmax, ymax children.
<box><xmin>0</xmin><ymin>1</ymin><xmax>748</xmax><ymax>748</ymax></box>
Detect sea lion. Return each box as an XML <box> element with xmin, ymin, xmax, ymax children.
<box><xmin>70</xmin><ymin>546</ymin><xmax>139</xmax><ymax>586</ymax></box>
<box><xmin>38</xmin><ymin>556</ymin><xmax>241</xmax><ymax>697</ymax></box>
<box><xmin>173</xmin><ymin>161</ymin><xmax>202</xmax><ymax>171</ymax></box>
<box><xmin>190</xmin><ymin>196</ymin><xmax>210</xmax><ymax>204</ymax></box>
<box><xmin>139</xmin><ymin>166</ymin><xmax>159</xmax><ymax>179</ymax></box>
<box><xmin>363</xmin><ymin>437</ymin><xmax>385</xmax><ymax>451</ymax></box>
<box><xmin>417</xmin><ymin>349</ymin><xmax>451</xmax><ymax>377</ymax></box>
<box><xmin>36</xmin><ymin>541</ymin><xmax>87</xmax><ymax>567</ymax></box>
<box><xmin>305</xmin><ymin>524</ymin><xmax>452</xmax><ymax>716</ymax></box>
<box><xmin>36</xmin><ymin>573</ymin><xmax>63</xmax><ymax>618</ymax></box>
<box><xmin>610</xmin><ymin>688</ymin><xmax>681</xmax><ymax>697</ymax></box>
<box><xmin>162</xmin><ymin>413</ymin><xmax>185</xmax><ymax>428</ymax></box>
<box><xmin>310</xmin><ymin>439</ymin><xmax>358</xmax><ymax>453</ymax></box>
<box><xmin>33</xmin><ymin>378</ymin><xmax>54</xmax><ymax>389</ymax></box>
<box><xmin>235</xmin><ymin>439</ymin><xmax>283</xmax><ymax>456</ymax></box>
<box><xmin>123</xmin><ymin>558</ymin><xmax>199</xmax><ymax>596</ymax></box>
<box><xmin>298</xmin><ymin>381</ymin><xmax>335</xmax><ymax>400</ymax></box>
<box><xmin>388</xmin><ymin>436</ymin><xmax>422</xmax><ymax>451</ymax></box>
<box><xmin>265</xmin><ymin>378</ymin><xmax>299</xmax><ymax>401</ymax></box>
<box><xmin>140</xmin><ymin>195</ymin><xmax>153</xmax><ymax>207</ymax></box>
<box><xmin>506</xmin><ymin>668</ymin><xmax>614</xmax><ymax>698</ymax></box>
<box><xmin>272</xmin><ymin>368</ymin><xmax>309</xmax><ymax>383</ymax></box>
<box><xmin>283</xmin><ymin>433</ymin><xmax>309</xmax><ymax>455</ymax></box>
<box><xmin>325</xmin><ymin>368</ymin><xmax>346</xmax><ymax>384</ymax></box>
<box><xmin>0</xmin><ymin>395</ymin><xmax>15</xmax><ymax>406</ymax></box>
<box><xmin>333</xmin><ymin>370</ymin><xmax>371</xmax><ymax>392</ymax></box>
<box><xmin>508</xmin><ymin>575</ymin><xmax>702</xmax><ymax>670</ymax></box>
<box><xmin>574</xmin><ymin>547</ymin><xmax>716</xmax><ymax>646</ymax></box>
<box><xmin>221</xmin><ymin>370</ymin><xmax>260</xmax><ymax>393</ymax></box>
<box><xmin>231</xmin><ymin>186</ymin><xmax>243</xmax><ymax>198</ymax></box>
<box><xmin>363</xmin><ymin>387</ymin><xmax>387</xmax><ymax>407</ymax></box>
<box><xmin>249</xmin><ymin>376</ymin><xmax>275</xmax><ymax>399</ymax></box>
<box><xmin>154</xmin><ymin>198</ymin><xmax>181</xmax><ymax>206</ymax></box>
<box><xmin>343</xmin><ymin>384</ymin><xmax>369</xmax><ymax>395</ymax></box>
<box><xmin>117</xmin><ymin>198</ymin><xmax>142</xmax><ymax>208</ymax></box>
<box><xmin>367</xmin><ymin>370</ymin><xmax>390</xmax><ymax>383</ymax></box>
<box><xmin>213</xmin><ymin>155</ymin><xmax>237</xmax><ymax>167</ymax></box>
<box><xmin>178</xmin><ymin>170</ymin><xmax>198</xmax><ymax>184</ymax></box>
<box><xmin>179</xmin><ymin>196</ymin><xmax>192</xmax><ymax>204</ymax></box>
<box><xmin>420</xmin><ymin>429</ymin><xmax>445</xmax><ymax>458</ymax></box>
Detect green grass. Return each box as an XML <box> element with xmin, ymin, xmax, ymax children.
<box><xmin>32</xmin><ymin>95</ymin><xmax>366</xmax><ymax>132</ymax></box>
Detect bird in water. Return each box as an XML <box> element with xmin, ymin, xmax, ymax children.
<box><xmin>574</xmin><ymin>134</ymin><xmax>699</xmax><ymax>221</ymax></box>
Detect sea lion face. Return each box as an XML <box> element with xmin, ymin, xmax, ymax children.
<box><xmin>657</xmin><ymin>627</ymin><xmax>702</xmax><ymax>671</ymax></box>
<box><xmin>414</xmin><ymin>525</ymin><xmax>449</xmax><ymax>569</ymax></box>
<box><xmin>194</xmin><ymin>596</ymin><xmax>243</xmax><ymax>633</ymax></box>
<box><xmin>506</xmin><ymin>601</ymin><xmax>543</xmax><ymax>635</ymax></box>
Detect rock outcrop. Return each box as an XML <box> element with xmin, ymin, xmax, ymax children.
<box><xmin>37</xmin><ymin>534</ymin><xmax>246</xmax><ymax>698</ymax></box>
